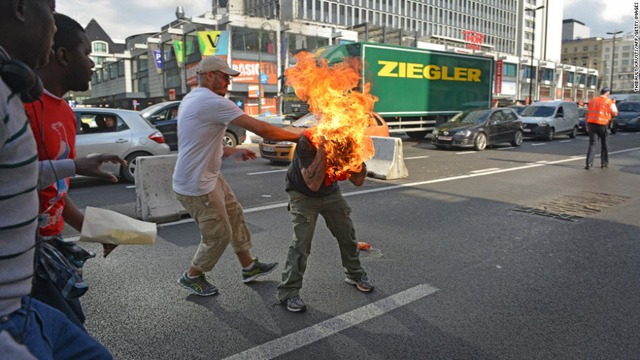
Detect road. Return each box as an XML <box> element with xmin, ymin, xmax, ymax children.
<box><xmin>68</xmin><ymin>133</ymin><xmax>640</xmax><ymax>360</ymax></box>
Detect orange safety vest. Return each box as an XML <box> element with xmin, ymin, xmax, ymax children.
<box><xmin>586</xmin><ymin>96</ymin><xmax>613</xmax><ymax>125</ymax></box>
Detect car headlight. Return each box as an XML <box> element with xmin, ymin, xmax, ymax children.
<box><xmin>278</xmin><ymin>141</ymin><xmax>295</xmax><ymax>145</ymax></box>
<box><xmin>630</xmin><ymin>117</ymin><xmax>640</xmax><ymax>124</ymax></box>
<box><xmin>538</xmin><ymin>121</ymin><xmax>548</xmax><ymax>127</ymax></box>
<box><xmin>457</xmin><ymin>129</ymin><xmax>471</xmax><ymax>137</ymax></box>
<box><xmin>432</xmin><ymin>129</ymin><xmax>439</xmax><ymax>135</ymax></box>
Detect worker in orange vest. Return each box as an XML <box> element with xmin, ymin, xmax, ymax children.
<box><xmin>585</xmin><ymin>87</ymin><xmax>618</xmax><ymax>169</ymax></box>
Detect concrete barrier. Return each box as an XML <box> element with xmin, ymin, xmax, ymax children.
<box><xmin>366</xmin><ymin>136</ymin><xmax>409</xmax><ymax>180</ymax></box>
<box><xmin>135</xmin><ymin>154</ymin><xmax>187</xmax><ymax>223</ymax></box>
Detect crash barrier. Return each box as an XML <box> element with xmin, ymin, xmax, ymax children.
<box><xmin>367</xmin><ymin>136</ymin><xmax>409</xmax><ymax>180</ymax></box>
<box><xmin>135</xmin><ymin>154</ymin><xmax>187</xmax><ymax>223</ymax></box>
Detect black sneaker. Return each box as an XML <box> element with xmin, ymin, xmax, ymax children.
<box><xmin>178</xmin><ymin>272</ymin><xmax>218</xmax><ymax>296</ymax></box>
<box><xmin>285</xmin><ymin>296</ymin><xmax>307</xmax><ymax>312</ymax></box>
<box><xmin>242</xmin><ymin>257</ymin><xmax>278</xmax><ymax>283</ymax></box>
<box><xmin>345</xmin><ymin>274</ymin><xmax>374</xmax><ymax>292</ymax></box>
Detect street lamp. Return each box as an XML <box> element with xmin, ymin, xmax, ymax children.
<box><xmin>525</xmin><ymin>5</ymin><xmax>544</xmax><ymax>104</ymax></box>
<box><xmin>258</xmin><ymin>22</ymin><xmax>272</xmax><ymax>115</ymax></box>
<box><xmin>606</xmin><ymin>30</ymin><xmax>623</xmax><ymax>90</ymax></box>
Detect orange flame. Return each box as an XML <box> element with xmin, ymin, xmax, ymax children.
<box><xmin>285</xmin><ymin>51</ymin><xmax>378</xmax><ymax>182</ymax></box>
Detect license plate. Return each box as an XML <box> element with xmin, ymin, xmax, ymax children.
<box><xmin>437</xmin><ymin>136</ymin><xmax>452</xmax><ymax>141</ymax></box>
<box><xmin>523</xmin><ymin>128</ymin><xmax>531</xmax><ymax>132</ymax></box>
<box><xmin>262</xmin><ymin>145</ymin><xmax>274</xmax><ymax>152</ymax></box>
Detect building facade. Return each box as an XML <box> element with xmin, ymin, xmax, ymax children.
<box><xmin>84</xmin><ymin>0</ymin><xmax>598</xmax><ymax>111</ymax></box>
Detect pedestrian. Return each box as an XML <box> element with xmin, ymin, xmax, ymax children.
<box><xmin>25</xmin><ymin>12</ymin><xmax>111</xmax><ymax>330</ymax></box>
<box><xmin>277</xmin><ymin>131</ymin><xmax>374</xmax><ymax>313</ymax></box>
<box><xmin>173</xmin><ymin>56</ymin><xmax>301</xmax><ymax>296</ymax></box>
<box><xmin>0</xmin><ymin>1</ymin><xmax>124</xmax><ymax>357</ymax></box>
<box><xmin>585</xmin><ymin>87</ymin><xmax>618</xmax><ymax>169</ymax></box>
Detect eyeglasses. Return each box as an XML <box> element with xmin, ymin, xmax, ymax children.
<box><xmin>214</xmin><ymin>72</ymin><xmax>231</xmax><ymax>82</ymax></box>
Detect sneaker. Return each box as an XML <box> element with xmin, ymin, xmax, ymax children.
<box><xmin>285</xmin><ymin>296</ymin><xmax>307</xmax><ymax>312</ymax></box>
<box><xmin>242</xmin><ymin>257</ymin><xmax>278</xmax><ymax>283</ymax></box>
<box><xmin>178</xmin><ymin>272</ymin><xmax>218</xmax><ymax>296</ymax></box>
<box><xmin>345</xmin><ymin>274</ymin><xmax>374</xmax><ymax>292</ymax></box>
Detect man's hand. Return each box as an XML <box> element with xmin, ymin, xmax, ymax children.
<box><xmin>232</xmin><ymin>148</ymin><xmax>257</xmax><ymax>161</ymax></box>
<box><xmin>74</xmin><ymin>154</ymin><xmax>127</xmax><ymax>183</ymax></box>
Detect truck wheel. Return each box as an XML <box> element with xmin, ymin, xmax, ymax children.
<box><xmin>511</xmin><ymin>130</ymin><xmax>523</xmax><ymax>146</ymax></box>
<box><xmin>223</xmin><ymin>131</ymin><xmax>238</xmax><ymax>147</ymax></box>
<box><xmin>121</xmin><ymin>151</ymin><xmax>151</xmax><ymax>183</ymax></box>
<box><xmin>474</xmin><ymin>133</ymin><xmax>487</xmax><ymax>151</ymax></box>
<box><xmin>407</xmin><ymin>131</ymin><xmax>428</xmax><ymax>140</ymax></box>
<box><xmin>546</xmin><ymin>128</ymin><xmax>555</xmax><ymax>141</ymax></box>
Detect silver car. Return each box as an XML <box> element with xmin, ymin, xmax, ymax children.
<box><xmin>73</xmin><ymin>108</ymin><xmax>171</xmax><ymax>182</ymax></box>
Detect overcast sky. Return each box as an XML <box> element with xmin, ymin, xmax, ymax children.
<box><xmin>56</xmin><ymin>0</ymin><xmax>636</xmax><ymax>41</ymax></box>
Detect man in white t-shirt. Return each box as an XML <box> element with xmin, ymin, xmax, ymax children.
<box><xmin>173</xmin><ymin>56</ymin><xmax>301</xmax><ymax>296</ymax></box>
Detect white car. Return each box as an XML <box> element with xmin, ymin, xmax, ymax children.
<box><xmin>73</xmin><ymin>108</ymin><xmax>170</xmax><ymax>182</ymax></box>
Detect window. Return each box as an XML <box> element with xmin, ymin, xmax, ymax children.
<box><xmin>231</xmin><ymin>26</ymin><xmax>276</xmax><ymax>53</ymax></box>
<box><xmin>92</xmin><ymin>41</ymin><xmax>108</xmax><ymax>53</ymax></box>
<box><xmin>118</xmin><ymin>61</ymin><xmax>124</xmax><ymax>77</ymax></box>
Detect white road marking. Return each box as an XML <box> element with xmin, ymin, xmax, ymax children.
<box><xmin>247</xmin><ymin>169</ymin><xmax>288</xmax><ymax>175</ymax></box>
<box><xmin>496</xmin><ymin>147</ymin><xmax>515</xmax><ymax>150</ymax></box>
<box><xmin>222</xmin><ymin>283</ymin><xmax>439</xmax><ymax>360</ymax></box>
<box><xmin>530</xmin><ymin>143</ymin><xmax>546</xmax><ymax>146</ymax></box>
<box><xmin>455</xmin><ymin>151</ymin><xmax>477</xmax><ymax>154</ymax></box>
<box><xmin>470</xmin><ymin>168</ymin><xmax>500</xmax><ymax>173</ymax></box>
<box><xmin>559</xmin><ymin>140</ymin><xmax>573</xmax><ymax>143</ymax></box>
<box><xmin>126</xmin><ymin>185</ymin><xmax>136</xmax><ymax>189</ymax></box>
<box><xmin>154</xmin><ymin>147</ymin><xmax>640</xmax><ymax>228</ymax></box>
<box><xmin>404</xmin><ymin>155</ymin><xmax>430</xmax><ymax>160</ymax></box>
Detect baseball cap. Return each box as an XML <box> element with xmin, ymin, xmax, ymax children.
<box><xmin>600</xmin><ymin>87</ymin><xmax>611</xmax><ymax>94</ymax></box>
<box><xmin>195</xmin><ymin>56</ymin><xmax>240</xmax><ymax>76</ymax></box>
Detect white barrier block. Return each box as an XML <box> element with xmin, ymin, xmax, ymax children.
<box><xmin>135</xmin><ymin>154</ymin><xmax>188</xmax><ymax>223</ymax></box>
<box><xmin>366</xmin><ymin>136</ymin><xmax>409</xmax><ymax>180</ymax></box>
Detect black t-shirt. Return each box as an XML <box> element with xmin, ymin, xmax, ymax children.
<box><xmin>285</xmin><ymin>136</ymin><xmax>339</xmax><ymax>197</ymax></box>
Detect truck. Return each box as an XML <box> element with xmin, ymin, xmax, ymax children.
<box><xmin>282</xmin><ymin>42</ymin><xmax>495</xmax><ymax>139</ymax></box>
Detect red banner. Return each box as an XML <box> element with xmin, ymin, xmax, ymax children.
<box><xmin>463</xmin><ymin>30</ymin><xmax>484</xmax><ymax>50</ymax></box>
<box><xmin>495</xmin><ymin>60</ymin><xmax>503</xmax><ymax>94</ymax></box>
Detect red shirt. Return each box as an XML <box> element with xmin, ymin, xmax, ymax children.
<box><xmin>25</xmin><ymin>92</ymin><xmax>77</xmax><ymax>236</ymax></box>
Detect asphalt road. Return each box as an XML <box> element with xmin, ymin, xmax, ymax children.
<box><xmin>68</xmin><ymin>132</ymin><xmax>640</xmax><ymax>360</ymax></box>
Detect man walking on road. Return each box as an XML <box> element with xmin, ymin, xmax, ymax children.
<box><xmin>173</xmin><ymin>56</ymin><xmax>301</xmax><ymax>296</ymax></box>
<box><xmin>585</xmin><ymin>87</ymin><xmax>618</xmax><ymax>169</ymax></box>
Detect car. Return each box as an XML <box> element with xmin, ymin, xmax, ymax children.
<box><xmin>259</xmin><ymin>112</ymin><xmax>390</xmax><ymax>163</ymax></box>
<box><xmin>613</xmin><ymin>101</ymin><xmax>640</xmax><ymax>131</ymax></box>
<box><xmin>140</xmin><ymin>100</ymin><xmax>247</xmax><ymax>150</ymax></box>
<box><xmin>507</xmin><ymin>104</ymin><xmax>527</xmax><ymax>114</ymax></box>
<box><xmin>519</xmin><ymin>101</ymin><xmax>579</xmax><ymax>140</ymax></box>
<box><xmin>73</xmin><ymin>108</ymin><xmax>171</xmax><ymax>182</ymax></box>
<box><xmin>578</xmin><ymin>105</ymin><xmax>618</xmax><ymax>135</ymax></box>
<box><xmin>431</xmin><ymin>108</ymin><xmax>523</xmax><ymax>151</ymax></box>
<box><xmin>248</xmin><ymin>115</ymin><xmax>286</xmax><ymax>143</ymax></box>
<box><xmin>577</xmin><ymin>107</ymin><xmax>587</xmax><ymax>134</ymax></box>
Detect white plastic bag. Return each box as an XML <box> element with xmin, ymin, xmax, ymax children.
<box><xmin>79</xmin><ymin>206</ymin><xmax>156</xmax><ymax>245</ymax></box>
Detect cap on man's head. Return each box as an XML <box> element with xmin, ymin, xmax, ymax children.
<box><xmin>195</xmin><ymin>56</ymin><xmax>240</xmax><ymax>76</ymax></box>
<box><xmin>600</xmin><ymin>87</ymin><xmax>611</xmax><ymax>94</ymax></box>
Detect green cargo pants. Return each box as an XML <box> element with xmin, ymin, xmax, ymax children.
<box><xmin>277</xmin><ymin>190</ymin><xmax>366</xmax><ymax>302</ymax></box>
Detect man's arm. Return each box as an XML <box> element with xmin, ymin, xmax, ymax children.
<box><xmin>231</xmin><ymin>114</ymin><xmax>302</xmax><ymax>142</ymax></box>
<box><xmin>62</xmin><ymin>197</ymin><xmax>83</xmax><ymax>232</ymax></box>
<box><xmin>348</xmin><ymin>163</ymin><xmax>367</xmax><ymax>187</ymax></box>
<box><xmin>301</xmin><ymin>141</ymin><xmax>327</xmax><ymax>192</ymax></box>
<box><xmin>39</xmin><ymin>154</ymin><xmax>127</xmax><ymax>188</ymax></box>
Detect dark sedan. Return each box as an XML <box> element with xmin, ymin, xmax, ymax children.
<box><xmin>613</xmin><ymin>101</ymin><xmax>640</xmax><ymax>131</ymax></box>
<box><xmin>432</xmin><ymin>108</ymin><xmax>524</xmax><ymax>151</ymax></box>
<box><xmin>140</xmin><ymin>101</ymin><xmax>246</xmax><ymax>150</ymax></box>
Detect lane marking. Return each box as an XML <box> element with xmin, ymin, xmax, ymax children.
<box><xmin>496</xmin><ymin>147</ymin><xmax>515</xmax><ymax>150</ymax></box>
<box><xmin>559</xmin><ymin>140</ymin><xmax>572</xmax><ymax>143</ymax></box>
<box><xmin>222</xmin><ymin>283</ymin><xmax>439</xmax><ymax>360</ymax></box>
<box><xmin>455</xmin><ymin>151</ymin><xmax>477</xmax><ymax>154</ymax></box>
<box><xmin>247</xmin><ymin>169</ymin><xmax>288</xmax><ymax>175</ymax></box>
<box><xmin>470</xmin><ymin>168</ymin><xmax>500</xmax><ymax>173</ymax></box>
<box><xmin>404</xmin><ymin>155</ymin><xmax>430</xmax><ymax>160</ymax></box>
<box><xmin>126</xmin><ymin>185</ymin><xmax>135</xmax><ymax>189</ymax></box>
<box><xmin>530</xmin><ymin>143</ymin><xmax>546</xmax><ymax>146</ymax></box>
<box><xmin>152</xmin><ymin>146</ymin><xmax>640</xmax><ymax>228</ymax></box>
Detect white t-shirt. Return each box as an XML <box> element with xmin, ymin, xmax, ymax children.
<box><xmin>172</xmin><ymin>87</ymin><xmax>244</xmax><ymax>196</ymax></box>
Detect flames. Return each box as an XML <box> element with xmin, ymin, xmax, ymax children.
<box><xmin>285</xmin><ymin>51</ymin><xmax>378</xmax><ymax>182</ymax></box>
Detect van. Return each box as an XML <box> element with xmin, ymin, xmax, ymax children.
<box><xmin>519</xmin><ymin>101</ymin><xmax>579</xmax><ymax>140</ymax></box>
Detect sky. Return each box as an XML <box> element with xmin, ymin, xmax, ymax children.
<box><xmin>56</xmin><ymin>0</ymin><xmax>636</xmax><ymax>42</ymax></box>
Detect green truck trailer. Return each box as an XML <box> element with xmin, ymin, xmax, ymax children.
<box><xmin>282</xmin><ymin>42</ymin><xmax>495</xmax><ymax>139</ymax></box>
